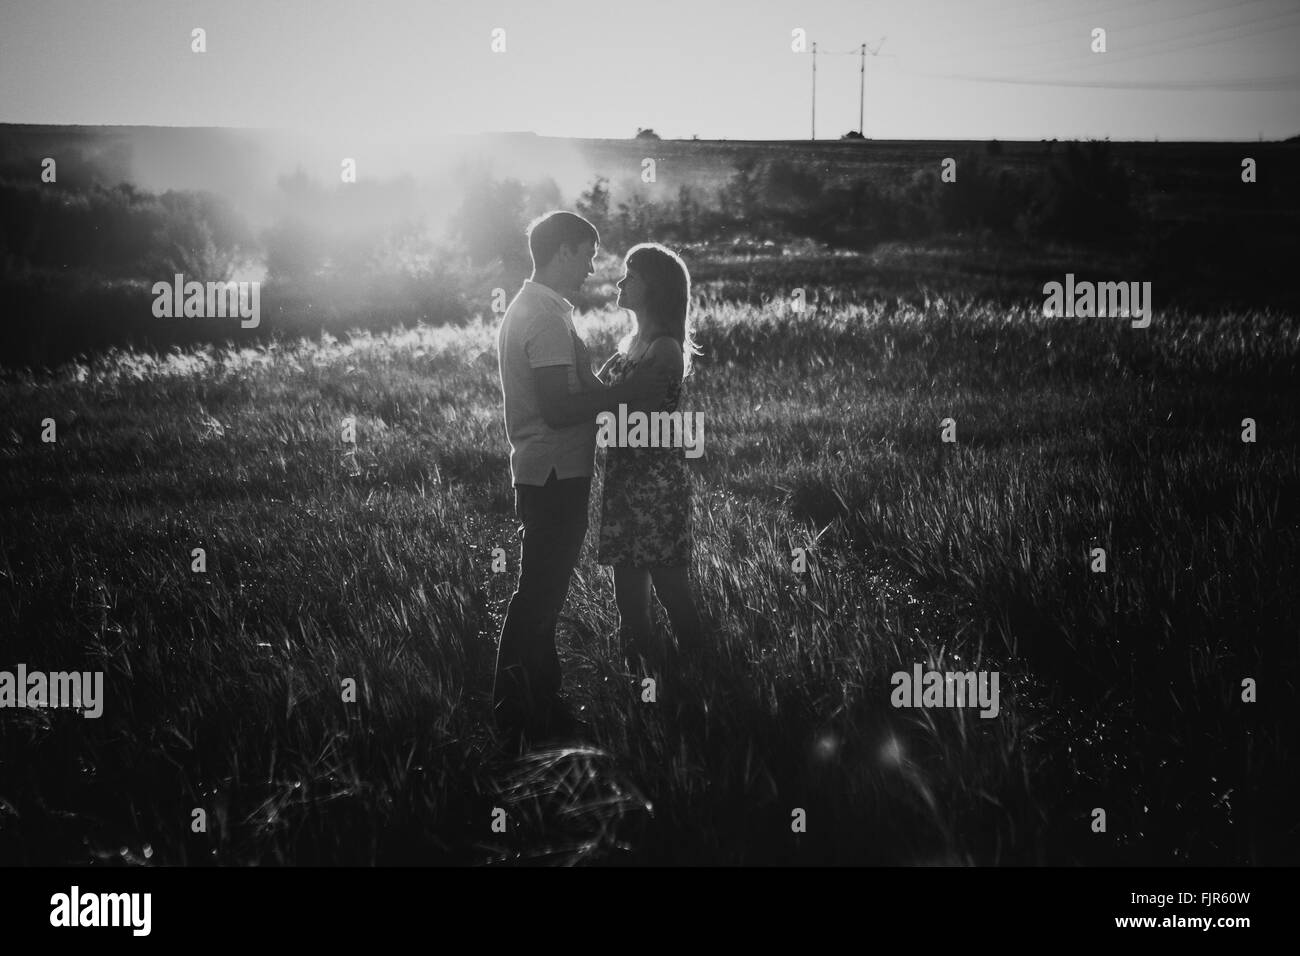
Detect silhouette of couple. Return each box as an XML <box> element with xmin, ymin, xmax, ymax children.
<box><xmin>492</xmin><ymin>211</ymin><xmax>703</xmax><ymax>750</ymax></box>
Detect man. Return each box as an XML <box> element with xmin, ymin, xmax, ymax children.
<box><xmin>493</xmin><ymin>210</ymin><xmax>671</xmax><ymax>749</ymax></box>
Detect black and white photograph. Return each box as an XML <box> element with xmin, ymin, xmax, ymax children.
<box><xmin>1</xmin><ymin>0</ymin><xmax>1296</xmax><ymax>933</ymax></box>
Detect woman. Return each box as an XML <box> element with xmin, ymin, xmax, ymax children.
<box><xmin>594</xmin><ymin>242</ymin><xmax>704</xmax><ymax>670</ymax></box>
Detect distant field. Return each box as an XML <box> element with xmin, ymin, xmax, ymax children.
<box><xmin>2</xmin><ymin>292</ymin><xmax>1296</xmax><ymax>865</ymax></box>
<box><xmin>576</xmin><ymin>135</ymin><xmax>1298</xmax><ymax>189</ymax></box>
<box><xmin>577</xmin><ymin>136</ymin><xmax>1300</xmax><ymax>311</ymax></box>
<box><xmin>3</xmin><ymin>127</ymin><xmax>1299</xmax><ymax>368</ymax></box>
<box><xmin>4</xmin><ymin>126</ymin><xmax>1294</xmax><ymax>229</ymax></box>
<box><xmin>573</xmin><ymin>136</ymin><xmax>1300</xmax><ymax>236</ymax></box>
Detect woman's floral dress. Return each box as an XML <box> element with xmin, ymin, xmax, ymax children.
<box><xmin>597</xmin><ymin>342</ymin><xmax>694</xmax><ymax>569</ymax></box>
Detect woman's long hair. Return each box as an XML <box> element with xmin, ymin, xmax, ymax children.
<box><xmin>623</xmin><ymin>242</ymin><xmax>702</xmax><ymax>378</ymax></box>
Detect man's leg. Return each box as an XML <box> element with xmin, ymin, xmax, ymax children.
<box><xmin>492</xmin><ymin>470</ymin><xmax>591</xmax><ymax>734</ymax></box>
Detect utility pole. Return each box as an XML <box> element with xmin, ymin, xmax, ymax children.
<box><xmin>811</xmin><ymin>41</ymin><xmax>817</xmax><ymax>140</ymax></box>
<box><xmin>859</xmin><ymin>43</ymin><xmax>866</xmax><ymax>136</ymax></box>
<box><xmin>859</xmin><ymin>37</ymin><xmax>887</xmax><ymax>138</ymax></box>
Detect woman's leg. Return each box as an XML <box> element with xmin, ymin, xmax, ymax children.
<box><xmin>613</xmin><ymin>567</ymin><xmax>656</xmax><ymax>663</ymax></box>
<box><xmin>649</xmin><ymin>566</ymin><xmax>703</xmax><ymax>654</ymax></box>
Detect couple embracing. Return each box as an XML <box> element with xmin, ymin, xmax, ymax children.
<box><xmin>491</xmin><ymin>211</ymin><xmax>704</xmax><ymax>750</ymax></box>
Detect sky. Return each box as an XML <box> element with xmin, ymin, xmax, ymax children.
<box><xmin>2</xmin><ymin>0</ymin><xmax>1298</xmax><ymax>140</ymax></box>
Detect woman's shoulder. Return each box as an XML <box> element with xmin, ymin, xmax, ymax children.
<box><xmin>647</xmin><ymin>336</ymin><xmax>684</xmax><ymax>373</ymax></box>
<box><xmin>645</xmin><ymin>335</ymin><xmax>683</xmax><ymax>360</ymax></box>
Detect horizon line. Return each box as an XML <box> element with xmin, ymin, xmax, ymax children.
<box><xmin>0</xmin><ymin>122</ymin><xmax>1294</xmax><ymax>145</ymax></box>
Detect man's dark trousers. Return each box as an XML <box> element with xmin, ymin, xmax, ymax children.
<box><xmin>492</xmin><ymin>468</ymin><xmax>591</xmax><ymax>735</ymax></box>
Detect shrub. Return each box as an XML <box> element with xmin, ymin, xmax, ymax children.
<box><xmin>448</xmin><ymin>172</ymin><xmax>528</xmax><ymax>273</ymax></box>
<box><xmin>0</xmin><ymin>179</ymin><xmax>252</xmax><ymax>280</ymax></box>
<box><xmin>1022</xmin><ymin>139</ymin><xmax>1143</xmax><ymax>243</ymax></box>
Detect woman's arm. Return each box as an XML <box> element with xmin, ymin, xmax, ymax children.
<box><xmin>536</xmin><ymin>358</ymin><xmax>673</xmax><ymax>427</ymax></box>
<box><xmin>641</xmin><ymin>337</ymin><xmax>684</xmax><ymax>405</ymax></box>
<box><xmin>595</xmin><ymin>354</ymin><xmax>620</xmax><ymax>383</ymax></box>
<box><xmin>572</xmin><ymin>332</ymin><xmax>607</xmax><ymax>389</ymax></box>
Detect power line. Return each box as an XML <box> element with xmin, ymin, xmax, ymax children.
<box><xmin>805</xmin><ymin>37</ymin><xmax>889</xmax><ymax>138</ymax></box>
<box><xmin>970</xmin><ymin>0</ymin><xmax>1266</xmax><ymax>45</ymax></box>
<box><xmin>917</xmin><ymin>0</ymin><xmax>1172</xmax><ymax>57</ymax></box>
<box><xmin>792</xmin><ymin>4</ymin><xmax>1299</xmax><ymax>132</ymax></box>
<box><xmin>895</xmin><ymin>0</ymin><xmax>1286</xmax><ymax>75</ymax></box>
<box><xmin>820</xmin><ymin>3</ymin><xmax>1300</xmax><ymax>94</ymax></box>
<box><xmin>888</xmin><ymin>0</ymin><xmax>1186</xmax><ymax>68</ymax></box>
<box><xmin>1012</xmin><ymin>4</ymin><xmax>1300</xmax><ymax>76</ymax></box>
<box><xmin>894</xmin><ymin>65</ymin><xmax>1300</xmax><ymax>91</ymax></box>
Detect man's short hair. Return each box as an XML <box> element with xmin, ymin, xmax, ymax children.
<box><xmin>526</xmin><ymin>211</ymin><xmax>599</xmax><ymax>270</ymax></box>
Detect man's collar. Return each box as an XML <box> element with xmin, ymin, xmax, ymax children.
<box><xmin>523</xmin><ymin>278</ymin><xmax>573</xmax><ymax>310</ymax></box>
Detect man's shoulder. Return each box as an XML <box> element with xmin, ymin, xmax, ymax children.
<box><xmin>503</xmin><ymin>284</ymin><xmax>532</xmax><ymax>315</ymax></box>
<box><xmin>506</xmin><ymin>289</ymin><xmax>567</xmax><ymax>332</ymax></box>
<box><xmin>502</xmin><ymin>290</ymin><xmax>536</xmax><ymax>331</ymax></box>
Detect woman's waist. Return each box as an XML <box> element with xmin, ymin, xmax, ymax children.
<box><xmin>603</xmin><ymin>445</ymin><xmax>696</xmax><ymax>466</ymax></box>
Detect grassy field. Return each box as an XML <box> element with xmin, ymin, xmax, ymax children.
<box><xmin>1</xmin><ymin>266</ymin><xmax>1298</xmax><ymax>864</ymax></box>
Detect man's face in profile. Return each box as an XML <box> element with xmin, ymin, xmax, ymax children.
<box><xmin>558</xmin><ymin>240</ymin><xmax>597</xmax><ymax>300</ymax></box>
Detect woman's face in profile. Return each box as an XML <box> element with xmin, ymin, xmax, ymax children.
<box><xmin>616</xmin><ymin>266</ymin><xmax>646</xmax><ymax>313</ymax></box>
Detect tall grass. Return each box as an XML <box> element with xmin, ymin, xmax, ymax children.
<box><xmin>1</xmin><ymin>295</ymin><xmax>1296</xmax><ymax>864</ymax></box>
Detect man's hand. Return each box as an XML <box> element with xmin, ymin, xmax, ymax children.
<box><xmin>576</xmin><ymin>362</ymin><xmax>602</xmax><ymax>390</ymax></box>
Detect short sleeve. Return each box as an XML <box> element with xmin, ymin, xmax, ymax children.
<box><xmin>526</xmin><ymin>312</ymin><xmax>574</xmax><ymax>369</ymax></box>
<box><xmin>646</xmin><ymin>336</ymin><xmax>685</xmax><ymax>379</ymax></box>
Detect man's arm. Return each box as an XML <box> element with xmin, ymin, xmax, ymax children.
<box><xmin>535</xmin><ymin>358</ymin><xmax>672</xmax><ymax>429</ymax></box>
